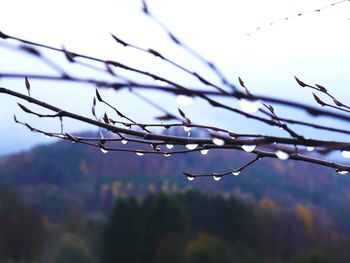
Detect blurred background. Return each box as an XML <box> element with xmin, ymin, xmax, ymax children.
<box><xmin>0</xmin><ymin>0</ymin><xmax>350</xmax><ymax>262</ymax></box>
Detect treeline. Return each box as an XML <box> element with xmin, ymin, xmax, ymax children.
<box><xmin>103</xmin><ymin>192</ymin><xmax>349</xmax><ymax>263</ymax></box>
<box><xmin>1</xmin><ymin>188</ymin><xmax>350</xmax><ymax>263</ymax></box>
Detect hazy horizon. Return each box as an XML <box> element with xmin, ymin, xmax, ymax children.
<box><xmin>1</xmin><ymin>0</ymin><xmax>349</xmax><ymax>156</ymax></box>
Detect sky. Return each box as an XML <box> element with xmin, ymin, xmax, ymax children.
<box><xmin>0</xmin><ymin>0</ymin><xmax>349</xmax><ymax>156</ymax></box>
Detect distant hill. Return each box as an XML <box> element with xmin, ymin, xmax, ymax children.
<box><xmin>1</xmin><ymin>132</ymin><xmax>350</xmax><ymax>230</ymax></box>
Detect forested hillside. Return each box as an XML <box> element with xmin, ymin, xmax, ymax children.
<box><xmin>1</xmin><ymin>136</ymin><xmax>350</xmax><ymax>262</ymax></box>
<box><xmin>1</xmin><ymin>135</ymin><xmax>350</xmax><ymax>229</ymax></box>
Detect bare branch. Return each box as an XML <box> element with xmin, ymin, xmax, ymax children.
<box><xmin>246</xmin><ymin>0</ymin><xmax>349</xmax><ymax>36</ymax></box>
<box><xmin>1</xmin><ymin>4</ymin><xmax>350</xmax><ymax>178</ymax></box>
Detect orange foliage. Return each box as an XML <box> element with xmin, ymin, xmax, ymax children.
<box><xmin>296</xmin><ymin>203</ymin><xmax>314</xmax><ymax>229</ymax></box>
<box><xmin>260</xmin><ymin>197</ymin><xmax>278</xmax><ymax>211</ymax></box>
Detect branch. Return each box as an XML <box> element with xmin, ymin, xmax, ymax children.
<box><xmin>3</xmin><ymin>86</ymin><xmax>350</xmax><ymax>178</ymax></box>
<box><xmin>1</xmin><ymin>3</ymin><xmax>350</xmax><ymax>179</ymax></box>
<box><xmin>246</xmin><ymin>0</ymin><xmax>349</xmax><ymax>36</ymax></box>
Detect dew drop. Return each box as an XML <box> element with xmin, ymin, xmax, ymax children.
<box><xmin>213</xmin><ymin>175</ymin><xmax>221</xmax><ymax>181</ymax></box>
<box><xmin>121</xmin><ymin>139</ymin><xmax>128</xmax><ymax>144</ymax></box>
<box><xmin>239</xmin><ymin>99</ymin><xmax>262</xmax><ymax>114</ymax></box>
<box><xmin>166</xmin><ymin>144</ymin><xmax>174</xmax><ymax>149</ymax></box>
<box><xmin>212</xmin><ymin>137</ymin><xmax>225</xmax><ymax>146</ymax></box>
<box><xmin>186</xmin><ymin>144</ymin><xmax>198</xmax><ymax>150</ymax></box>
<box><xmin>152</xmin><ymin>144</ymin><xmax>161</xmax><ymax>151</ymax></box>
<box><xmin>155</xmin><ymin>80</ymin><xmax>168</xmax><ymax>86</ymax></box>
<box><xmin>164</xmin><ymin>153</ymin><xmax>171</xmax><ymax>157</ymax></box>
<box><xmin>176</xmin><ymin>95</ymin><xmax>193</xmax><ymax>106</ymax></box>
<box><xmin>187</xmin><ymin>176</ymin><xmax>195</xmax><ymax>181</ymax></box>
<box><xmin>342</xmin><ymin>151</ymin><xmax>350</xmax><ymax>158</ymax></box>
<box><xmin>136</xmin><ymin>152</ymin><xmax>144</xmax><ymax>156</ymax></box>
<box><xmin>200</xmin><ymin>149</ymin><xmax>209</xmax><ymax>155</ymax></box>
<box><xmin>242</xmin><ymin>145</ymin><xmax>256</xmax><ymax>152</ymax></box>
<box><xmin>337</xmin><ymin>170</ymin><xmax>348</xmax><ymax>175</ymax></box>
<box><xmin>306</xmin><ymin>146</ymin><xmax>315</xmax><ymax>152</ymax></box>
<box><xmin>276</xmin><ymin>150</ymin><xmax>289</xmax><ymax>160</ymax></box>
<box><xmin>100</xmin><ymin>148</ymin><xmax>108</xmax><ymax>154</ymax></box>
<box><xmin>58</xmin><ymin>134</ymin><xmax>65</xmax><ymax>138</ymax></box>
<box><xmin>184</xmin><ymin>126</ymin><xmax>192</xmax><ymax>132</ymax></box>
<box><xmin>45</xmin><ymin>134</ymin><xmax>52</xmax><ymax>139</ymax></box>
<box><xmin>232</xmin><ymin>171</ymin><xmax>240</xmax><ymax>176</ymax></box>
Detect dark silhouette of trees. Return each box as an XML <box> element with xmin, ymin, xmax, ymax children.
<box><xmin>0</xmin><ymin>187</ymin><xmax>48</xmax><ymax>262</ymax></box>
<box><xmin>0</xmin><ymin>0</ymin><xmax>349</xmax><ymax>179</ymax></box>
<box><xmin>101</xmin><ymin>192</ymin><xmax>345</xmax><ymax>262</ymax></box>
<box><xmin>103</xmin><ymin>194</ymin><xmax>189</xmax><ymax>263</ymax></box>
<box><xmin>103</xmin><ymin>198</ymin><xmax>140</xmax><ymax>263</ymax></box>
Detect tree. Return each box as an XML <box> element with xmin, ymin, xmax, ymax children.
<box><xmin>0</xmin><ymin>0</ymin><xmax>349</xmax><ymax>179</ymax></box>
<box><xmin>102</xmin><ymin>194</ymin><xmax>188</xmax><ymax>263</ymax></box>
<box><xmin>138</xmin><ymin>193</ymin><xmax>189</xmax><ymax>263</ymax></box>
<box><xmin>102</xmin><ymin>198</ymin><xmax>140</xmax><ymax>263</ymax></box>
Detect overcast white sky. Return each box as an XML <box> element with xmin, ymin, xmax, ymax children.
<box><xmin>0</xmin><ymin>0</ymin><xmax>349</xmax><ymax>156</ymax></box>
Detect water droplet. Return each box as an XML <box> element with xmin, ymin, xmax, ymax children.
<box><xmin>152</xmin><ymin>144</ymin><xmax>161</xmax><ymax>151</ymax></box>
<box><xmin>212</xmin><ymin>137</ymin><xmax>225</xmax><ymax>146</ymax></box>
<box><xmin>242</xmin><ymin>145</ymin><xmax>256</xmax><ymax>152</ymax></box>
<box><xmin>155</xmin><ymin>79</ymin><xmax>168</xmax><ymax>86</ymax></box>
<box><xmin>100</xmin><ymin>148</ymin><xmax>108</xmax><ymax>154</ymax></box>
<box><xmin>239</xmin><ymin>99</ymin><xmax>262</xmax><ymax>114</ymax></box>
<box><xmin>183</xmin><ymin>126</ymin><xmax>192</xmax><ymax>132</ymax></box>
<box><xmin>166</xmin><ymin>144</ymin><xmax>174</xmax><ymax>149</ymax></box>
<box><xmin>276</xmin><ymin>150</ymin><xmax>289</xmax><ymax>160</ymax></box>
<box><xmin>58</xmin><ymin>134</ymin><xmax>65</xmax><ymax>138</ymax></box>
<box><xmin>176</xmin><ymin>95</ymin><xmax>193</xmax><ymax>106</ymax></box>
<box><xmin>124</xmin><ymin>124</ymin><xmax>131</xmax><ymax>130</ymax></box>
<box><xmin>306</xmin><ymin>146</ymin><xmax>315</xmax><ymax>152</ymax></box>
<box><xmin>337</xmin><ymin>170</ymin><xmax>348</xmax><ymax>175</ymax></box>
<box><xmin>186</xmin><ymin>144</ymin><xmax>198</xmax><ymax>150</ymax></box>
<box><xmin>164</xmin><ymin>153</ymin><xmax>171</xmax><ymax>157</ymax></box>
<box><xmin>187</xmin><ymin>176</ymin><xmax>195</xmax><ymax>181</ymax></box>
<box><xmin>213</xmin><ymin>174</ymin><xmax>221</xmax><ymax>181</ymax></box>
<box><xmin>136</xmin><ymin>152</ymin><xmax>144</xmax><ymax>156</ymax></box>
<box><xmin>45</xmin><ymin>134</ymin><xmax>52</xmax><ymax>139</ymax></box>
<box><xmin>232</xmin><ymin>171</ymin><xmax>240</xmax><ymax>176</ymax></box>
<box><xmin>121</xmin><ymin>139</ymin><xmax>128</xmax><ymax>144</ymax></box>
<box><xmin>200</xmin><ymin>149</ymin><xmax>209</xmax><ymax>155</ymax></box>
<box><xmin>342</xmin><ymin>151</ymin><xmax>350</xmax><ymax>158</ymax></box>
